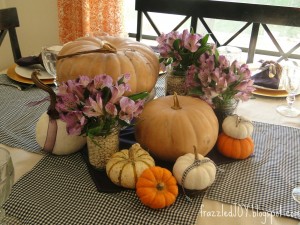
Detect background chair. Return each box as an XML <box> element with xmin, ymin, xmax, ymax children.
<box><xmin>0</xmin><ymin>7</ymin><xmax>22</xmax><ymax>62</ymax></box>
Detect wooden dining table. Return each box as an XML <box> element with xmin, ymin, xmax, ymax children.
<box><xmin>1</xmin><ymin>69</ymin><xmax>300</xmax><ymax>225</ymax></box>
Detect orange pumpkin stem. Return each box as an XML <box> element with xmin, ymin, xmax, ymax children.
<box><xmin>57</xmin><ymin>42</ymin><xmax>117</xmax><ymax>60</ymax></box>
<box><xmin>171</xmin><ymin>92</ymin><xmax>182</xmax><ymax>110</ymax></box>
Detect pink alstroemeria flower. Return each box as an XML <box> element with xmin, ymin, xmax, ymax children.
<box><xmin>93</xmin><ymin>74</ymin><xmax>113</xmax><ymax>89</ymax></box>
<box><xmin>78</xmin><ymin>75</ymin><xmax>91</xmax><ymax>88</ymax></box>
<box><xmin>119</xmin><ymin>97</ymin><xmax>144</xmax><ymax>122</ymax></box>
<box><xmin>105</xmin><ymin>102</ymin><xmax>118</xmax><ymax>117</ymax></box>
<box><xmin>83</xmin><ymin>94</ymin><xmax>104</xmax><ymax>117</ymax></box>
<box><xmin>56</xmin><ymin>93</ymin><xmax>80</xmax><ymax>112</ymax></box>
<box><xmin>55</xmin><ymin>73</ymin><xmax>146</xmax><ymax>137</ymax></box>
<box><xmin>182</xmin><ymin>29</ymin><xmax>202</xmax><ymax>52</ymax></box>
<box><xmin>61</xmin><ymin>111</ymin><xmax>86</xmax><ymax>135</ymax></box>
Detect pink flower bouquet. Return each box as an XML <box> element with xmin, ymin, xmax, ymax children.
<box><xmin>55</xmin><ymin>74</ymin><xmax>147</xmax><ymax>137</ymax></box>
<box><xmin>156</xmin><ymin>29</ymin><xmax>213</xmax><ymax>75</ymax></box>
<box><xmin>185</xmin><ymin>52</ymin><xmax>256</xmax><ymax>108</ymax></box>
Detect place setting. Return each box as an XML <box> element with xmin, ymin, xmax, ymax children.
<box><xmin>3</xmin><ymin>45</ymin><xmax>62</xmax><ymax>90</ymax></box>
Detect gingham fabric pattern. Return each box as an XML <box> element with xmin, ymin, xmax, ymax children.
<box><xmin>205</xmin><ymin>122</ymin><xmax>300</xmax><ymax>220</ymax></box>
<box><xmin>4</xmin><ymin>153</ymin><xmax>205</xmax><ymax>225</ymax></box>
<box><xmin>0</xmin><ymin>75</ymin><xmax>48</xmax><ymax>153</ymax></box>
<box><xmin>0</xmin><ymin>74</ymin><xmax>166</xmax><ymax>153</ymax></box>
<box><xmin>2</xmin><ymin>73</ymin><xmax>300</xmax><ymax>222</ymax></box>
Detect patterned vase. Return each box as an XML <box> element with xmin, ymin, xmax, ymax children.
<box><xmin>87</xmin><ymin>127</ymin><xmax>120</xmax><ymax>170</ymax></box>
<box><xmin>165</xmin><ymin>69</ymin><xmax>187</xmax><ymax>96</ymax></box>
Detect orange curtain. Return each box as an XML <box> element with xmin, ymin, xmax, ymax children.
<box><xmin>57</xmin><ymin>0</ymin><xmax>125</xmax><ymax>44</ymax></box>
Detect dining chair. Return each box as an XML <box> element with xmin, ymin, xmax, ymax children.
<box><xmin>0</xmin><ymin>7</ymin><xmax>22</xmax><ymax>62</ymax></box>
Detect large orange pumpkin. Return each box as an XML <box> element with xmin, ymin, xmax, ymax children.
<box><xmin>217</xmin><ymin>132</ymin><xmax>254</xmax><ymax>159</ymax></box>
<box><xmin>56</xmin><ymin>36</ymin><xmax>159</xmax><ymax>94</ymax></box>
<box><xmin>135</xmin><ymin>93</ymin><xmax>219</xmax><ymax>162</ymax></box>
<box><xmin>136</xmin><ymin>166</ymin><xmax>178</xmax><ymax>209</ymax></box>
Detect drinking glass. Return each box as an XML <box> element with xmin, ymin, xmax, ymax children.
<box><xmin>276</xmin><ymin>62</ymin><xmax>300</xmax><ymax>117</ymax></box>
<box><xmin>41</xmin><ymin>45</ymin><xmax>62</xmax><ymax>86</ymax></box>
<box><xmin>0</xmin><ymin>147</ymin><xmax>19</xmax><ymax>224</ymax></box>
<box><xmin>292</xmin><ymin>187</ymin><xmax>300</xmax><ymax>203</ymax></box>
<box><xmin>217</xmin><ymin>46</ymin><xmax>243</xmax><ymax>64</ymax></box>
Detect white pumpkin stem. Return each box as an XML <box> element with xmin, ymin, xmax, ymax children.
<box><xmin>57</xmin><ymin>43</ymin><xmax>117</xmax><ymax>60</ymax></box>
<box><xmin>31</xmin><ymin>70</ymin><xmax>59</xmax><ymax>119</ymax></box>
<box><xmin>233</xmin><ymin>114</ymin><xmax>252</xmax><ymax>127</ymax></box>
<box><xmin>193</xmin><ymin>145</ymin><xmax>199</xmax><ymax>162</ymax></box>
<box><xmin>235</xmin><ymin>115</ymin><xmax>242</xmax><ymax>127</ymax></box>
<box><xmin>128</xmin><ymin>148</ymin><xmax>134</xmax><ymax>160</ymax></box>
<box><xmin>171</xmin><ymin>92</ymin><xmax>182</xmax><ymax>110</ymax></box>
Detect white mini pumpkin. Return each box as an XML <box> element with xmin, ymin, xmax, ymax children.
<box><xmin>222</xmin><ymin>114</ymin><xmax>254</xmax><ymax>139</ymax></box>
<box><xmin>172</xmin><ymin>147</ymin><xmax>216</xmax><ymax>191</ymax></box>
<box><xmin>36</xmin><ymin>112</ymin><xmax>86</xmax><ymax>155</ymax></box>
<box><xmin>106</xmin><ymin>143</ymin><xmax>155</xmax><ymax>189</ymax></box>
<box><xmin>32</xmin><ymin>71</ymin><xmax>86</xmax><ymax>155</ymax></box>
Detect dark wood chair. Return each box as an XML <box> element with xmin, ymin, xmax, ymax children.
<box><xmin>133</xmin><ymin>0</ymin><xmax>300</xmax><ymax>63</ymax></box>
<box><xmin>0</xmin><ymin>7</ymin><xmax>22</xmax><ymax>62</ymax></box>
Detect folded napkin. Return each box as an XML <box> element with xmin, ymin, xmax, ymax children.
<box><xmin>16</xmin><ymin>54</ymin><xmax>43</xmax><ymax>67</ymax></box>
<box><xmin>251</xmin><ymin>60</ymin><xmax>282</xmax><ymax>89</ymax></box>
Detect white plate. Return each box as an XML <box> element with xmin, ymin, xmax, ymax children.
<box><xmin>15</xmin><ymin>64</ymin><xmax>54</xmax><ymax>80</ymax></box>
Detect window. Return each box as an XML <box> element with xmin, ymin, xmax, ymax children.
<box><xmin>123</xmin><ymin>0</ymin><xmax>300</xmax><ymax>62</ymax></box>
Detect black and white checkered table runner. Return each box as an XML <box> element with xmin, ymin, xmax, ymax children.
<box><xmin>205</xmin><ymin>122</ymin><xmax>300</xmax><ymax>220</ymax></box>
<box><xmin>0</xmin><ymin>74</ymin><xmax>166</xmax><ymax>153</ymax></box>
<box><xmin>1</xmin><ymin>74</ymin><xmax>300</xmax><ymax>223</ymax></box>
<box><xmin>4</xmin><ymin>153</ymin><xmax>204</xmax><ymax>225</ymax></box>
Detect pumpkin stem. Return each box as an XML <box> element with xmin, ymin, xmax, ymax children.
<box><xmin>31</xmin><ymin>70</ymin><xmax>59</xmax><ymax>119</ymax></box>
<box><xmin>128</xmin><ymin>148</ymin><xmax>134</xmax><ymax>160</ymax></box>
<box><xmin>235</xmin><ymin>115</ymin><xmax>241</xmax><ymax>127</ymax></box>
<box><xmin>234</xmin><ymin>114</ymin><xmax>252</xmax><ymax>127</ymax></box>
<box><xmin>193</xmin><ymin>145</ymin><xmax>199</xmax><ymax>162</ymax></box>
<box><xmin>57</xmin><ymin>42</ymin><xmax>117</xmax><ymax>60</ymax></box>
<box><xmin>156</xmin><ymin>182</ymin><xmax>165</xmax><ymax>191</ymax></box>
<box><xmin>171</xmin><ymin>92</ymin><xmax>182</xmax><ymax>110</ymax></box>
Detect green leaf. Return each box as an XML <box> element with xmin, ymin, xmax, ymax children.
<box><xmin>159</xmin><ymin>57</ymin><xmax>165</xmax><ymax>63</ymax></box>
<box><xmin>118</xmin><ymin>119</ymin><xmax>132</xmax><ymax>127</ymax></box>
<box><xmin>128</xmin><ymin>92</ymin><xmax>149</xmax><ymax>101</ymax></box>
<box><xmin>166</xmin><ymin>57</ymin><xmax>173</xmax><ymax>65</ymax></box>
<box><xmin>201</xmin><ymin>34</ymin><xmax>210</xmax><ymax>45</ymax></box>
<box><xmin>101</xmin><ymin>86</ymin><xmax>112</xmax><ymax>105</ymax></box>
<box><xmin>187</xmin><ymin>88</ymin><xmax>204</xmax><ymax>96</ymax></box>
<box><xmin>117</xmin><ymin>76</ymin><xmax>124</xmax><ymax>85</ymax></box>
<box><xmin>87</xmin><ymin>125</ymin><xmax>103</xmax><ymax>138</ymax></box>
<box><xmin>190</xmin><ymin>27</ymin><xmax>195</xmax><ymax>34</ymax></box>
<box><xmin>173</xmin><ymin>39</ymin><xmax>181</xmax><ymax>51</ymax></box>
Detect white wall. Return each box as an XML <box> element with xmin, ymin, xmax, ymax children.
<box><xmin>0</xmin><ymin>0</ymin><xmax>59</xmax><ymax>70</ymax></box>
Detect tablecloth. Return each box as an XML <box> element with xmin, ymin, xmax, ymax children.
<box><xmin>1</xmin><ymin>73</ymin><xmax>300</xmax><ymax>224</ymax></box>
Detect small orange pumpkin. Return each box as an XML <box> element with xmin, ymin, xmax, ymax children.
<box><xmin>136</xmin><ymin>166</ymin><xmax>178</xmax><ymax>209</ymax></box>
<box><xmin>217</xmin><ymin>132</ymin><xmax>254</xmax><ymax>159</ymax></box>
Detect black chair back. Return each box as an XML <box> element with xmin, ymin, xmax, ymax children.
<box><xmin>0</xmin><ymin>7</ymin><xmax>22</xmax><ymax>62</ymax></box>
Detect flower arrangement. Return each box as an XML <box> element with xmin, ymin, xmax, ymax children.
<box><xmin>55</xmin><ymin>74</ymin><xmax>147</xmax><ymax>138</ymax></box>
<box><xmin>185</xmin><ymin>52</ymin><xmax>255</xmax><ymax>108</ymax></box>
<box><xmin>156</xmin><ymin>29</ymin><xmax>213</xmax><ymax>75</ymax></box>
